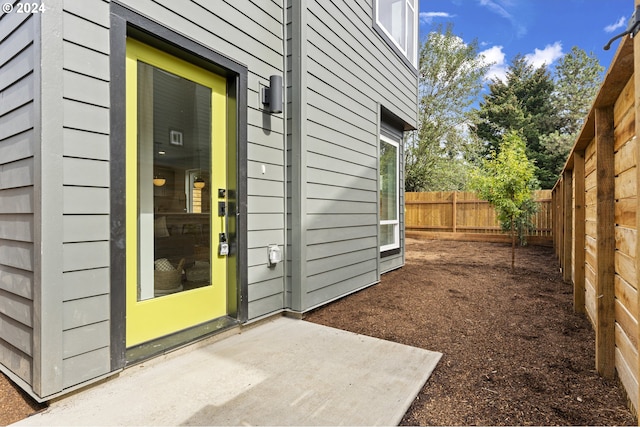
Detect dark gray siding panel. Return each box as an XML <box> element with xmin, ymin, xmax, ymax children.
<box><xmin>0</xmin><ymin>9</ymin><xmax>35</xmax><ymax>386</ymax></box>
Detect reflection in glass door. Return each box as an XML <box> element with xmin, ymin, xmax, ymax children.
<box><xmin>126</xmin><ymin>39</ymin><xmax>227</xmax><ymax>347</ymax></box>
<box><xmin>138</xmin><ymin>61</ymin><xmax>212</xmax><ymax>299</ymax></box>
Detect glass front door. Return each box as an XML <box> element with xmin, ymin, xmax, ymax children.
<box><xmin>125</xmin><ymin>39</ymin><xmax>228</xmax><ymax>346</ymax></box>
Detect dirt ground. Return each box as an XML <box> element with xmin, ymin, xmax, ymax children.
<box><xmin>0</xmin><ymin>238</ymin><xmax>637</xmax><ymax>426</ymax></box>
<box><xmin>0</xmin><ymin>373</ymin><xmax>45</xmax><ymax>425</ymax></box>
<box><xmin>306</xmin><ymin>238</ymin><xmax>637</xmax><ymax>426</ymax></box>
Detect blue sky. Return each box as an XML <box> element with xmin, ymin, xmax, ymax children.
<box><xmin>419</xmin><ymin>0</ymin><xmax>630</xmax><ymax>81</ymax></box>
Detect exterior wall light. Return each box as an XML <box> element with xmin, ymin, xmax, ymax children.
<box><xmin>261</xmin><ymin>75</ymin><xmax>282</xmax><ymax>114</ymax></box>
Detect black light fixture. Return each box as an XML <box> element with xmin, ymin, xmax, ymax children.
<box><xmin>604</xmin><ymin>5</ymin><xmax>640</xmax><ymax>50</ymax></box>
<box><xmin>261</xmin><ymin>75</ymin><xmax>283</xmax><ymax>114</ymax></box>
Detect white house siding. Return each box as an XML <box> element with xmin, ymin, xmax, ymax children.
<box><xmin>288</xmin><ymin>0</ymin><xmax>416</xmax><ymax>311</ymax></box>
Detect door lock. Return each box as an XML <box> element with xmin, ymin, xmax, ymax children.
<box><xmin>218</xmin><ymin>201</ymin><xmax>226</xmax><ymax>217</ymax></box>
<box><xmin>219</xmin><ymin>232</ymin><xmax>229</xmax><ymax>256</ymax></box>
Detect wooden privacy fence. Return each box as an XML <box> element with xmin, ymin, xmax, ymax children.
<box><xmin>405</xmin><ymin>190</ymin><xmax>553</xmax><ymax>245</ymax></box>
<box><xmin>552</xmin><ymin>33</ymin><xmax>639</xmax><ymax>415</ymax></box>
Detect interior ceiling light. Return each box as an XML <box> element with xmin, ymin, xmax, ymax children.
<box><xmin>153</xmin><ymin>176</ymin><xmax>166</xmax><ymax>187</ymax></box>
<box><xmin>194</xmin><ymin>177</ymin><xmax>205</xmax><ymax>189</ymax></box>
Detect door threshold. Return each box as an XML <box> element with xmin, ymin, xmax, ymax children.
<box><xmin>125</xmin><ymin>316</ymin><xmax>240</xmax><ymax>365</ymax></box>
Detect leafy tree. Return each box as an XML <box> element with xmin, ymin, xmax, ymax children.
<box><xmin>405</xmin><ymin>23</ymin><xmax>489</xmax><ymax>191</ymax></box>
<box><xmin>470</xmin><ymin>131</ymin><xmax>539</xmax><ymax>269</ymax></box>
<box><xmin>472</xmin><ymin>56</ymin><xmax>560</xmax><ymax>189</ymax></box>
<box><xmin>540</xmin><ymin>47</ymin><xmax>604</xmax><ymax>177</ymax></box>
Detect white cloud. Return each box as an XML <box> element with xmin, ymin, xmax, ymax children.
<box><xmin>478</xmin><ymin>0</ymin><xmax>512</xmax><ymax>20</ymax></box>
<box><xmin>604</xmin><ymin>16</ymin><xmax>626</xmax><ymax>33</ymax></box>
<box><xmin>524</xmin><ymin>42</ymin><xmax>564</xmax><ymax>68</ymax></box>
<box><xmin>419</xmin><ymin>12</ymin><xmax>453</xmax><ymax>24</ymax></box>
<box><xmin>477</xmin><ymin>0</ymin><xmax>527</xmax><ymax>37</ymax></box>
<box><xmin>479</xmin><ymin>45</ymin><xmax>507</xmax><ymax>82</ymax></box>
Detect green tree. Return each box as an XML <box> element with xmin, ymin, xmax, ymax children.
<box><xmin>472</xmin><ymin>56</ymin><xmax>560</xmax><ymax>189</ymax></box>
<box><xmin>540</xmin><ymin>47</ymin><xmax>604</xmax><ymax>177</ymax></box>
<box><xmin>470</xmin><ymin>131</ymin><xmax>539</xmax><ymax>269</ymax></box>
<box><xmin>405</xmin><ymin>23</ymin><xmax>489</xmax><ymax>191</ymax></box>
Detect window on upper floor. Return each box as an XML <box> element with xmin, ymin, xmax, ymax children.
<box><xmin>374</xmin><ymin>0</ymin><xmax>418</xmax><ymax>69</ymax></box>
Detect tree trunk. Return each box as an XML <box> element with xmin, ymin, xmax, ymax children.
<box><xmin>511</xmin><ymin>216</ymin><xmax>515</xmax><ymax>270</ymax></box>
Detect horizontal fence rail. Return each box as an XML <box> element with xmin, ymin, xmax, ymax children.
<box><xmin>405</xmin><ymin>190</ymin><xmax>553</xmax><ymax>244</ymax></box>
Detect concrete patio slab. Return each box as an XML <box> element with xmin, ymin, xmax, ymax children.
<box><xmin>13</xmin><ymin>317</ymin><xmax>442</xmax><ymax>426</ymax></box>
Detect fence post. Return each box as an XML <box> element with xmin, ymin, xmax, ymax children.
<box><xmin>562</xmin><ymin>171</ymin><xmax>573</xmax><ymax>283</ymax></box>
<box><xmin>573</xmin><ymin>151</ymin><xmax>585</xmax><ymax>314</ymax></box>
<box><xmin>558</xmin><ymin>176</ymin><xmax>565</xmax><ymax>265</ymax></box>
<box><xmin>594</xmin><ymin>106</ymin><xmax>615</xmax><ymax>379</ymax></box>
<box><xmin>634</xmin><ymin>8</ymin><xmax>640</xmax><ymax>410</ymax></box>
<box><xmin>452</xmin><ymin>191</ymin><xmax>457</xmax><ymax>233</ymax></box>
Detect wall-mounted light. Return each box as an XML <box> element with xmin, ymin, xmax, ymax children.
<box><xmin>153</xmin><ymin>176</ymin><xmax>166</xmax><ymax>187</ymax></box>
<box><xmin>261</xmin><ymin>75</ymin><xmax>283</xmax><ymax>114</ymax></box>
<box><xmin>604</xmin><ymin>5</ymin><xmax>640</xmax><ymax>50</ymax></box>
<box><xmin>194</xmin><ymin>177</ymin><xmax>206</xmax><ymax>189</ymax></box>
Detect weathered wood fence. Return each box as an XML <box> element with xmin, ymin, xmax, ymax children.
<box><xmin>552</xmin><ymin>33</ymin><xmax>638</xmax><ymax>415</ymax></box>
<box><xmin>405</xmin><ymin>190</ymin><xmax>553</xmax><ymax>245</ymax></box>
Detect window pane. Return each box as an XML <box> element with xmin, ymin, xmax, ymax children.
<box><xmin>380</xmin><ymin>140</ymin><xmax>398</xmax><ymax>222</ymax></box>
<box><xmin>407</xmin><ymin>6</ymin><xmax>415</xmax><ymax>65</ymax></box>
<box><xmin>137</xmin><ymin>61</ymin><xmax>212</xmax><ymax>300</ymax></box>
<box><xmin>378</xmin><ymin>0</ymin><xmax>406</xmax><ymax>51</ymax></box>
<box><xmin>380</xmin><ymin>224</ymin><xmax>397</xmax><ymax>248</ymax></box>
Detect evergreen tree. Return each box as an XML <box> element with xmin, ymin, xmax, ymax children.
<box><xmin>540</xmin><ymin>47</ymin><xmax>604</xmax><ymax>177</ymax></box>
<box><xmin>472</xmin><ymin>48</ymin><xmax>603</xmax><ymax>189</ymax></box>
<box><xmin>472</xmin><ymin>56</ymin><xmax>561</xmax><ymax>189</ymax></box>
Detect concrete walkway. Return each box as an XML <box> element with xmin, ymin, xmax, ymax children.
<box><xmin>14</xmin><ymin>317</ymin><xmax>442</xmax><ymax>426</ymax></box>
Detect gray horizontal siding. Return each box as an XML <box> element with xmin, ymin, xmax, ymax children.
<box><xmin>56</xmin><ymin>0</ymin><xmax>112</xmax><ymax>394</ymax></box>
<box><xmin>309</xmin><ymin>0</ymin><xmax>417</xmax><ymax>120</ymax></box>
<box><xmin>289</xmin><ymin>0</ymin><xmax>416</xmax><ymax>311</ymax></box>
<box><xmin>0</xmin><ymin>213</ymin><xmax>32</xmax><ymax>241</ymax></box>
<box><xmin>62</xmin><ymin>347</ymin><xmax>110</xmax><ymax>389</ymax></box>
<box><xmin>0</xmin><ymin>187</ymin><xmax>33</xmax><ymax>213</ymax></box>
<box><xmin>63</xmin><ymin>128</ymin><xmax>109</xmax><ymax>161</ymax></box>
<box><xmin>0</xmin><ymin>265</ymin><xmax>33</xmax><ymax>300</ymax></box>
<box><xmin>63</xmin><ymin>268</ymin><xmax>110</xmax><ymax>302</ymax></box>
<box><xmin>0</xmin><ymin>313</ymin><xmax>32</xmax><ymax>357</ymax></box>
<box><xmin>0</xmin><ymin>9</ymin><xmax>35</xmax><ymax>386</ymax></box>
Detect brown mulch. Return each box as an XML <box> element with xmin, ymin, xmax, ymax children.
<box><xmin>305</xmin><ymin>238</ymin><xmax>637</xmax><ymax>426</ymax></box>
<box><xmin>0</xmin><ymin>238</ymin><xmax>637</xmax><ymax>426</ymax></box>
<box><xmin>0</xmin><ymin>373</ymin><xmax>45</xmax><ymax>426</ymax></box>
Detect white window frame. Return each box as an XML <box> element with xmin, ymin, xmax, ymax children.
<box><xmin>380</xmin><ymin>134</ymin><xmax>400</xmax><ymax>252</ymax></box>
<box><xmin>375</xmin><ymin>0</ymin><xmax>418</xmax><ymax>68</ymax></box>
